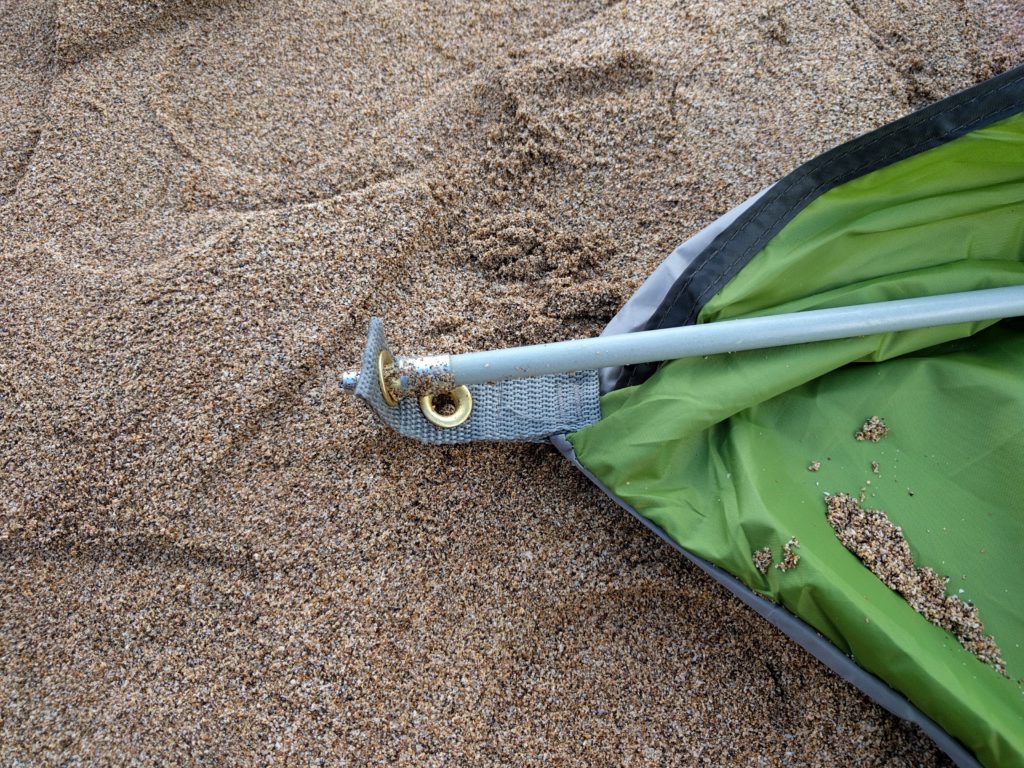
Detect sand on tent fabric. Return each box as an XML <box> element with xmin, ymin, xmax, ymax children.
<box><xmin>825</xmin><ymin>493</ymin><xmax>1006</xmax><ymax>675</ymax></box>
<box><xmin>752</xmin><ymin>546</ymin><xmax>774</xmax><ymax>575</ymax></box>
<box><xmin>855</xmin><ymin>416</ymin><xmax>890</xmax><ymax>443</ymax></box>
<box><xmin>1</xmin><ymin>0</ymin><xmax>1020</xmax><ymax>764</ymax></box>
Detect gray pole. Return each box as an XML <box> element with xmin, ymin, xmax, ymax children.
<box><xmin>342</xmin><ymin>286</ymin><xmax>1024</xmax><ymax>397</ymax></box>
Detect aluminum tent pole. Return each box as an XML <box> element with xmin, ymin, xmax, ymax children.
<box><xmin>341</xmin><ymin>285</ymin><xmax>1024</xmax><ymax>400</ymax></box>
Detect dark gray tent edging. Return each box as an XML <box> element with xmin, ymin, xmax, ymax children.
<box><xmin>550</xmin><ymin>433</ymin><xmax>980</xmax><ymax>768</ymax></box>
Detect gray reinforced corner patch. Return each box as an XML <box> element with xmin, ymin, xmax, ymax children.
<box><xmin>353</xmin><ymin>318</ymin><xmax>602</xmax><ymax>444</ymax></box>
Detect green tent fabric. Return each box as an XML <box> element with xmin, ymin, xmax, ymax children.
<box><xmin>569</xmin><ymin>75</ymin><xmax>1024</xmax><ymax>768</ymax></box>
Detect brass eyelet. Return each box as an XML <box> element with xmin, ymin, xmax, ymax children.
<box><xmin>376</xmin><ymin>350</ymin><xmax>399</xmax><ymax>407</ymax></box>
<box><xmin>418</xmin><ymin>386</ymin><xmax>473</xmax><ymax>429</ymax></box>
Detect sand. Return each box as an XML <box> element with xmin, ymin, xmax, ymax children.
<box><xmin>1</xmin><ymin>1</ymin><xmax>1019</xmax><ymax>764</ymax></box>
<box><xmin>855</xmin><ymin>417</ymin><xmax>889</xmax><ymax>443</ymax></box>
<box><xmin>752</xmin><ymin>546</ymin><xmax>773</xmax><ymax>576</ymax></box>
<box><xmin>825</xmin><ymin>494</ymin><xmax>1005</xmax><ymax>675</ymax></box>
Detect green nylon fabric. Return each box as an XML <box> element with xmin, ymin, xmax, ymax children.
<box><xmin>569</xmin><ymin>112</ymin><xmax>1024</xmax><ymax>768</ymax></box>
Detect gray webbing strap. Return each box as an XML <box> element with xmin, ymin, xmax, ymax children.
<box><xmin>353</xmin><ymin>318</ymin><xmax>601</xmax><ymax>444</ymax></box>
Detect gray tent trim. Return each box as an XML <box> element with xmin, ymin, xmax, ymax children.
<box><xmin>550</xmin><ymin>433</ymin><xmax>981</xmax><ymax>768</ymax></box>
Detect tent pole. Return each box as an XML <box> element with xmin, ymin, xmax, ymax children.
<box><xmin>341</xmin><ymin>285</ymin><xmax>1024</xmax><ymax>399</ymax></box>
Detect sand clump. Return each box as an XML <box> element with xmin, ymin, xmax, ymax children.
<box><xmin>752</xmin><ymin>546</ymin><xmax>773</xmax><ymax>575</ymax></box>
<box><xmin>776</xmin><ymin>538</ymin><xmax>802</xmax><ymax>572</ymax></box>
<box><xmin>2</xmin><ymin>0</ymin><xmax>1019</xmax><ymax>764</ymax></box>
<box><xmin>855</xmin><ymin>416</ymin><xmax>889</xmax><ymax>442</ymax></box>
<box><xmin>826</xmin><ymin>493</ymin><xmax>1005</xmax><ymax>675</ymax></box>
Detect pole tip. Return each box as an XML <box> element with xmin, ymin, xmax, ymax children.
<box><xmin>340</xmin><ymin>369</ymin><xmax>360</xmax><ymax>392</ymax></box>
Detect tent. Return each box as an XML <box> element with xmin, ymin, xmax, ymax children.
<box><xmin>351</xmin><ymin>64</ymin><xmax>1024</xmax><ymax>768</ymax></box>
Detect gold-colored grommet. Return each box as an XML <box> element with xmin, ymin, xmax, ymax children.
<box><xmin>419</xmin><ymin>386</ymin><xmax>473</xmax><ymax>429</ymax></box>
<box><xmin>377</xmin><ymin>350</ymin><xmax>399</xmax><ymax>407</ymax></box>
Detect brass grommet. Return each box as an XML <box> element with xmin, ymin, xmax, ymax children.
<box><xmin>419</xmin><ymin>386</ymin><xmax>473</xmax><ymax>429</ymax></box>
<box><xmin>376</xmin><ymin>350</ymin><xmax>399</xmax><ymax>407</ymax></box>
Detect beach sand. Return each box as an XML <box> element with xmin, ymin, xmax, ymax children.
<box><xmin>1</xmin><ymin>1</ymin><xmax>1019</xmax><ymax>764</ymax></box>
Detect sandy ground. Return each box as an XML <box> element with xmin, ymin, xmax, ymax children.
<box><xmin>1</xmin><ymin>1</ymin><xmax>1020</xmax><ymax>765</ymax></box>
